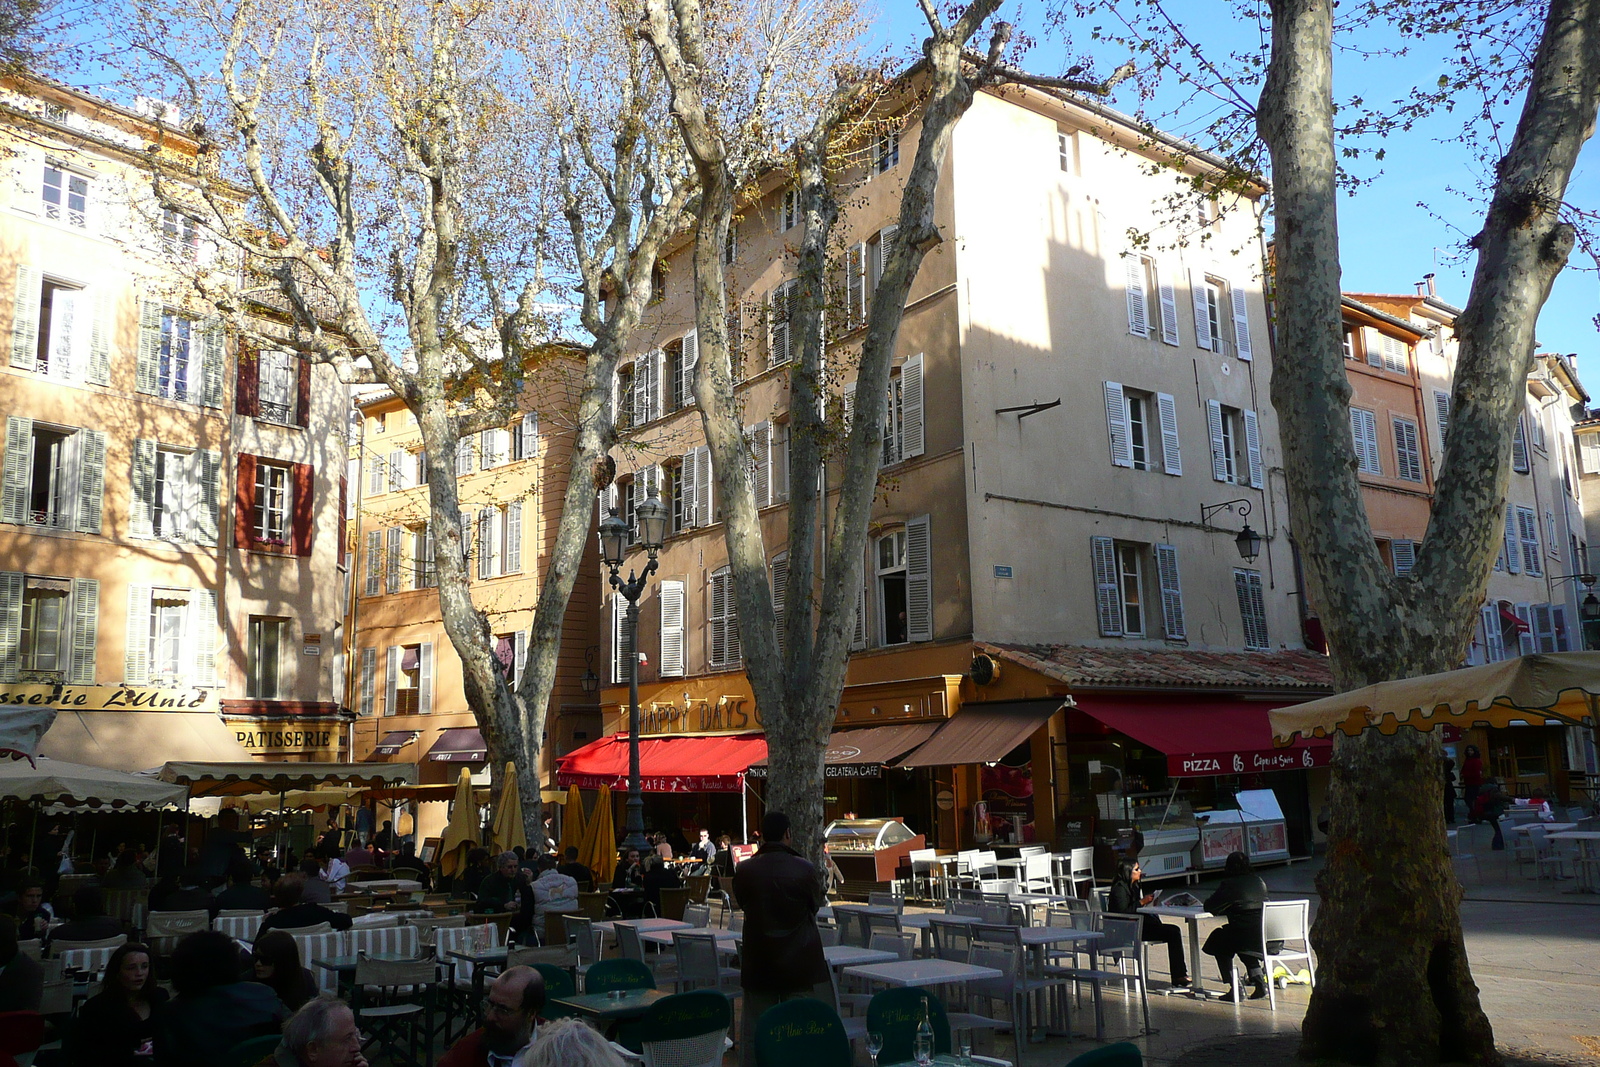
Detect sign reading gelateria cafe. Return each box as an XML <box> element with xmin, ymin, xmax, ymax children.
<box><xmin>0</xmin><ymin>683</ymin><xmax>213</xmax><ymax>711</ymax></box>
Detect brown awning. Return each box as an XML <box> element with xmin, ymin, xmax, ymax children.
<box><xmin>426</xmin><ymin>727</ymin><xmax>487</xmax><ymax>763</ymax></box>
<box><xmin>746</xmin><ymin>723</ymin><xmax>941</xmax><ymax>779</ymax></box>
<box><xmin>897</xmin><ymin>701</ymin><xmax>1060</xmax><ymax>768</ymax></box>
<box><xmin>41</xmin><ymin>711</ymin><xmax>253</xmax><ymax>772</ymax></box>
<box><xmin>159</xmin><ymin>761</ymin><xmax>417</xmax><ymax>797</ymax></box>
<box><xmin>369</xmin><ymin>731</ymin><xmax>419</xmax><ymax>758</ymax></box>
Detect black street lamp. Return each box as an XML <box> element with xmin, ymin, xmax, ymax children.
<box><xmin>598</xmin><ymin>494</ymin><xmax>669</xmax><ymax>853</ymax></box>
<box><xmin>1201</xmin><ymin>498</ymin><xmax>1262</xmax><ymax>563</ymax></box>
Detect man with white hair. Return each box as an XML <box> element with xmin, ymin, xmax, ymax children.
<box><xmin>259</xmin><ymin>993</ymin><xmax>368</xmax><ymax>1067</ymax></box>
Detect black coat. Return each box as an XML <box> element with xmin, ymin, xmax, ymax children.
<box><xmin>68</xmin><ymin>987</ymin><xmax>169</xmax><ymax>1066</ymax></box>
<box><xmin>732</xmin><ymin>843</ymin><xmax>827</xmax><ymax>993</ymax></box>
<box><xmin>258</xmin><ymin>902</ymin><xmax>352</xmax><ymax>933</ymax></box>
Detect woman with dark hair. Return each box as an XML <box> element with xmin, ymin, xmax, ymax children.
<box><xmin>67</xmin><ymin>942</ymin><xmax>167</xmax><ymax>1065</ymax></box>
<box><xmin>250</xmin><ymin>930</ymin><xmax>318</xmax><ymax>1011</ymax></box>
<box><xmin>1107</xmin><ymin>860</ymin><xmax>1188</xmax><ymax>987</ymax></box>
<box><xmin>157</xmin><ymin>929</ymin><xmax>285</xmax><ymax>1066</ymax></box>
<box><xmin>1202</xmin><ymin>851</ymin><xmax>1270</xmax><ymax>1000</ymax></box>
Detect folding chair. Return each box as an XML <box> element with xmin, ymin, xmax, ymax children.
<box><xmin>213</xmin><ymin>914</ymin><xmax>263</xmax><ymax>942</ymax></box>
<box><xmin>47</xmin><ymin>933</ymin><xmax>126</xmax><ymax>957</ymax></box>
<box><xmin>352</xmin><ymin>953</ymin><xmax>438</xmax><ymax>1067</ymax></box>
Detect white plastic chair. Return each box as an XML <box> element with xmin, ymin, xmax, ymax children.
<box><xmin>909</xmin><ymin>848</ymin><xmax>942</xmax><ymax>901</ymax></box>
<box><xmin>1235</xmin><ymin>900</ymin><xmax>1316</xmax><ymax>1010</ymax></box>
<box><xmin>1021</xmin><ymin>853</ymin><xmax>1054</xmax><ymax>895</ymax></box>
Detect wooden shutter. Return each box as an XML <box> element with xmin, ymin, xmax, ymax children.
<box><xmin>513</xmin><ymin>629</ymin><xmax>528</xmax><ymax>686</ymax></box>
<box><xmin>1234</xmin><ymin>569</ymin><xmax>1269</xmax><ymax>650</ymax></box>
<box><xmin>1392</xmin><ymin>539</ymin><xmax>1416</xmax><ymax>576</ymax></box>
<box><xmin>877</xmin><ymin>224</ymin><xmax>898</xmax><ymax>283</ymax></box>
<box><xmin>69</xmin><ymin>577</ymin><xmax>97</xmax><ymax>684</ymax></box>
<box><xmin>1361</xmin><ymin>326</ymin><xmax>1384</xmax><ymax>368</ymax></box>
<box><xmin>87</xmin><ymin>289</ymin><xmax>112</xmax><ymax>386</ymax></box>
<box><xmin>1206</xmin><ymin>400</ymin><xmax>1228</xmax><ymax>482</ymax></box>
<box><xmin>1530</xmin><ymin>604</ymin><xmax>1555</xmax><ymax>653</ymax></box>
<box><xmin>10</xmin><ymin>265</ymin><xmax>39</xmax><ymax>369</ymax></box>
<box><xmin>1393</xmin><ymin>418</ymin><xmax>1422</xmax><ymax>482</ymax></box>
<box><xmin>1</xmin><ymin>417</ymin><xmax>30</xmax><ymax>524</ymax></box>
<box><xmin>418</xmin><ymin>642</ymin><xmax>434</xmax><ymax>714</ymax></box>
<box><xmin>1157</xmin><ymin>271</ymin><xmax>1180</xmax><ymax>346</ymax></box>
<box><xmin>294</xmin><ymin>356</ymin><xmax>312</xmax><ymax>426</ymax></box>
<box><xmin>131</xmin><ymin>439</ymin><xmax>157</xmax><ymax>538</ymax></box>
<box><xmin>1482</xmin><ymin>604</ymin><xmax>1505</xmax><ymax>662</ymax></box>
<box><xmin>1124</xmin><ymin>257</ymin><xmax>1148</xmax><ymax>337</ymax></box>
<box><xmin>235</xmin><ymin>344</ymin><xmax>260</xmax><ymax>416</ymax></box>
<box><xmin>850</xmin><ymin>564</ymin><xmax>868</xmax><ymax>651</ymax></box>
<box><xmin>678</xmin><ymin>449</ymin><xmax>697</xmax><ymax>528</ymax></box>
<box><xmin>0</xmin><ymin>572</ymin><xmax>21</xmax><ymax>681</ymax></box>
<box><xmin>188</xmin><ymin>588</ymin><xmax>216</xmax><ymax>686</ymax></box>
<box><xmin>384</xmin><ymin>646</ymin><xmax>400</xmax><ymax>715</ymax></box>
<box><xmin>456</xmin><ymin>438</ymin><xmax>473</xmax><ymax>475</ymax></box>
<box><xmin>1156</xmin><ymin>392</ymin><xmax>1182</xmax><ymax>476</ymax></box>
<box><xmin>659</xmin><ymin>580</ymin><xmax>685</xmax><ymax>677</ymax></box>
<box><xmin>1154</xmin><ymin>543</ymin><xmax>1185</xmax><ymax>640</ymax></box>
<box><xmin>1189</xmin><ymin>268</ymin><xmax>1212</xmax><ymax>350</ymax></box>
<box><xmin>123</xmin><ymin>583</ymin><xmax>151</xmax><ymax>684</ymax></box>
<box><xmin>1434</xmin><ymin>391</ymin><xmax>1452</xmax><ymax>446</ymax></box>
<box><xmin>368</xmin><ymin>454</ymin><xmax>386</xmax><ymax>495</ymax></box>
<box><xmin>233</xmin><ymin>453</ymin><xmax>257</xmax><ymax>548</ymax></box>
<box><xmin>503</xmin><ymin>501</ymin><xmax>522</xmax><ymax>573</ymax></box>
<box><xmin>725</xmin><ymin>573</ymin><xmax>742</xmax><ymax>665</ymax></box>
<box><xmin>1515</xmin><ymin>603</ymin><xmax>1536</xmax><ymax>655</ymax></box>
<box><xmin>1503</xmin><ymin>505</ymin><xmax>1520</xmax><ymax>574</ymax></box>
<box><xmin>1092</xmin><ymin>536</ymin><xmax>1122</xmax><ymax>636</ymax></box>
<box><xmin>708</xmin><ymin>570</ymin><xmax>727</xmax><ymax>668</ymax></box>
<box><xmin>680</xmin><ymin>329</ymin><xmax>698</xmax><ymax>407</ymax></box>
<box><xmin>900</xmin><ymin>354</ymin><xmax>924</xmax><ymax>459</ymax></box>
<box><xmin>1242</xmin><ymin>409</ymin><xmax>1263</xmax><ymax>488</ymax></box>
<box><xmin>1512</xmin><ymin>417</ymin><xmax>1530</xmax><ymax>472</ymax></box>
<box><xmin>386</xmin><ymin>526</ymin><xmax>402</xmax><ymax>592</ymax></box>
<box><xmin>74</xmin><ymin>429</ymin><xmax>105</xmax><ymax>534</ymax></box>
<box><xmin>365</xmin><ymin>531</ymin><xmax>382</xmax><ymax>595</ymax></box>
<box><xmin>847</xmin><ymin>243</ymin><xmax>867</xmax><ymax>324</ymax></box>
<box><xmin>749</xmin><ymin>424</ymin><xmax>771</xmax><ymax>508</ymax></box>
<box><xmin>1518</xmin><ymin>507</ymin><xmax>1542</xmax><ymax>576</ymax></box>
<box><xmin>478</xmin><ymin>507</ymin><xmax>495</xmax><ymax>579</ymax></box>
<box><xmin>612</xmin><ymin>594</ymin><xmax>628</xmax><ymax>682</ymax></box>
<box><xmin>135</xmin><ymin>299</ymin><xmax>161</xmax><ymax>395</ymax></box>
<box><xmin>1553</xmin><ymin>605</ymin><xmax>1572</xmax><ymax>652</ymax></box>
<box><xmin>199</xmin><ymin>320</ymin><xmax>225</xmax><ymax>407</ymax></box>
<box><xmin>768</xmin><ymin>284</ymin><xmax>793</xmax><ymax>368</ymax></box>
<box><xmin>1104</xmin><ymin>382</ymin><xmax>1132</xmax><ymax>468</ymax></box>
<box><xmin>291</xmin><ymin>462</ymin><xmax>314</xmax><ymax>557</ymax></box>
<box><xmin>905</xmin><ymin>515</ymin><xmax>932</xmax><ymax>643</ymax></box>
<box><xmin>695</xmin><ymin>447</ymin><xmax>711</xmax><ymax>527</ymax></box>
<box><xmin>388</xmin><ymin>449</ymin><xmax>406</xmax><ymax>490</ymax></box>
<box><xmin>195</xmin><ymin>449</ymin><xmax>221</xmax><ymax>546</ymax></box>
<box><xmin>1230</xmin><ymin>284</ymin><xmax>1252</xmax><ymax>360</ymax></box>
<box><xmin>520</xmin><ymin>414</ymin><xmax>538</xmax><ymax>460</ymax></box>
<box><xmin>771</xmin><ymin>553</ymin><xmax>788</xmax><ymax>656</ymax></box>
<box><xmin>359</xmin><ymin>647</ymin><xmax>376</xmax><ymax>715</ymax></box>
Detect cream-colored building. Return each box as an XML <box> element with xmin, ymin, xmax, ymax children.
<box><xmin>0</xmin><ymin>76</ymin><xmax>348</xmax><ymax>768</ymax></box>
<box><xmin>346</xmin><ymin>364</ymin><xmax>603</xmax><ymax>842</ymax></box>
<box><xmin>573</xmin><ymin>83</ymin><xmax>1333</xmax><ymax>862</ymax></box>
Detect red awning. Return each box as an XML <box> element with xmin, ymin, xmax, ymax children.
<box><xmin>368</xmin><ymin>731</ymin><xmax>418</xmax><ymax>759</ymax></box>
<box><xmin>426</xmin><ymin>727</ymin><xmax>487</xmax><ymax>763</ymax></box>
<box><xmin>555</xmin><ymin>734</ymin><xmax>767</xmax><ymax>793</ymax></box>
<box><xmin>1072</xmin><ymin>697</ymin><xmax>1331</xmax><ymax>777</ymax></box>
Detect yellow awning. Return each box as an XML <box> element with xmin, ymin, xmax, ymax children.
<box><xmin>41</xmin><ymin>711</ymin><xmax>253</xmax><ymax>770</ymax></box>
<box><xmin>1270</xmin><ymin>652</ymin><xmax>1600</xmax><ymax>743</ymax></box>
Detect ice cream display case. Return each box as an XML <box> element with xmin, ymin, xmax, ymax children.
<box><xmin>1095</xmin><ymin>791</ymin><xmax>1201</xmax><ymax>881</ymax></box>
<box><xmin>1195</xmin><ymin>788</ymin><xmax>1289</xmax><ymax>868</ymax></box>
<box><xmin>822</xmin><ymin>817</ymin><xmax>925</xmax><ymax>883</ymax></box>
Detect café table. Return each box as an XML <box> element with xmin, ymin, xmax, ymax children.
<box><xmin>550</xmin><ymin>988</ymin><xmax>670</xmax><ymax>1028</ymax></box>
<box><xmin>445</xmin><ymin>942</ymin><xmax>511</xmax><ymax>1033</ymax></box>
<box><xmin>1137</xmin><ymin>904</ymin><xmax>1214</xmax><ymax>996</ymax></box>
<box><xmin>1510</xmin><ymin>821</ymin><xmax>1578</xmax><ymax>836</ymax></box>
<box><xmin>1546</xmin><ymin>831</ymin><xmax>1600</xmax><ymax>892</ymax></box>
<box><xmin>344</xmin><ymin>879</ymin><xmax>423</xmax><ymax>894</ymax></box>
<box><xmin>823</xmin><ymin>944</ymin><xmax>900</xmax><ymax>969</ymax></box>
<box><xmin>594</xmin><ymin>917</ymin><xmax>691</xmax><ymax>935</ymax></box>
<box><xmin>840</xmin><ymin>958</ymin><xmax>1004</xmax><ymax>990</ymax></box>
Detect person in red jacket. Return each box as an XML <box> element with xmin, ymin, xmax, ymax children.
<box><xmin>439</xmin><ymin>966</ymin><xmax>544</xmax><ymax>1067</ymax></box>
<box><xmin>1461</xmin><ymin>744</ymin><xmax>1485</xmax><ymax>822</ymax></box>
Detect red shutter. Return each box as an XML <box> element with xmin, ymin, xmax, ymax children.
<box><xmin>235</xmin><ymin>344</ymin><xmax>260</xmax><ymax>417</ymax></box>
<box><xmin>291</xmin><ymin>462</ymin><xmax>315</xmax><ymax>556</ymax></box>
<box><xmin>235</xmin><ymin>452</ymin><xmax>258</xmax><ymax>548</ymax></box>
<box><xmin>295</xmin><ymin>356</ymin><xmax>312</xmax><ymax>427</ymax></box>
<box><xmin>338</xmin><ymin>475</ymin><xmax>348</xmax><ymax>568</ymax></box>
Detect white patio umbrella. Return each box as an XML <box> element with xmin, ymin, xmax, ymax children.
<box><xmin>0</xmin><ymin>756</ymin><xmax>189</xmax><ymax>808</ymax></box>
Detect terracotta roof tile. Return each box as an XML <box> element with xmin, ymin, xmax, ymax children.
<box><xmin>982</xmin><ymin>642</ymin><xmax>1335</xmax><ymax>692</ymax></box>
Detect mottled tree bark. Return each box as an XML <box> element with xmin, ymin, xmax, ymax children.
<box><xmin>1261</xmin><ymin>0</ymin><xmax>1600</xmax><ymax>1062</ymax></box>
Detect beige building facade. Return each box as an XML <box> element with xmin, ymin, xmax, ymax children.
<box><xmin>576</xmin><ymin>83</ymin><xmax>1333</xmax><ymax>863</ymax></box>
<box><xmin>0</xmin><ymin>77</ymin><xmax>349</xmax><ymax>769</ymax></box>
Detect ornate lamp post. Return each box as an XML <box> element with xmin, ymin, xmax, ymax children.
<box><xmin>598</xmin><ymin>494</ymin><xmax>669</xmax><ymax>852</ymax></box>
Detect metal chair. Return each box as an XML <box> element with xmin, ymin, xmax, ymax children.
<box><xmin>1020</xmin><ymin>853</ymin><xmax>1054</xmax><ymax>895</ymax></box>
<box><xmin>867</xmin><ymin>891</ymin><xmax>904</xmax><ymax>914</ymax></box>
<box><xmin>966</xmin><ymin>933</ymin><xmax>1053</xmax><ymax>1066</ymax></box>
<box><xmin>352</xmin><ymin>953</ymin><xmax>438</xmax><ymax>1067</ymax></box>
<box><xmin>1069</xmin><ymin>848</ymin><xmax>1096</xmax><ymax>895</ymax></box>
<box><xmin>927</xmin><ymin>917</ymin><xmax>974</xmax><ymax>962</ymax></box>
<box><xmin>682</xmin><ymin>903</ymin><xmax>711</xmax><ymax>928</ymax></box>
<box><xmin>1092</xmin><ymin>916</ymin><xmax>1151</xmax><ymax>1034</ymax></box>
<box><xmin>671</xmin><ymin>929</ymin><xmax>740</xmax><ymax>999</ymax></box>
<box><xmin>868</xmin><ymin>931</ymin><xmax>917</xmax><ymax>961</ymax></box>
<box><xmin>1247</xmin><ymin>900</ymin><xmax>1315</xmax><ymax>1010</ymax></box>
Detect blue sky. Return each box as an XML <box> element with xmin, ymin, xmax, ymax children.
<box><xmin>866</xmin><ymin>1</ymin><xmax>1598</xmax><ymax>390</ymax></box>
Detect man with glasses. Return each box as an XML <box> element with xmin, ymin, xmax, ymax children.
<box><xmin>438</xmin><ymin>966</ymin><xmax>544</xmax><ymax>1067</ymax></box>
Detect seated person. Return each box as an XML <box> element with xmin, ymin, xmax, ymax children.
<box><xmin>0</xmin><ymin>915</ymin><xmax>43</xmax><ymax>1013</ymax></box>
<box><xmin>1107</xmin><ymin>860</ymin><xmax>1188</xmax><ymax>987</ymax></box>
<box><xmin>153</xmin><ymin>870</ymin><xmax>214</xmax><ymax>915</ymax></box>
<box><xmin>7</xmin><ymin>880</ymin><xmax>53</xmax><ymax>941</ymax></box>
<box><xmin>297</xmin><ymin>859</ymin><xmax>334</xmax><ymax>904</ymax></box>
<box><xmin>264</xmin><ymin>993</ymin><xmax>369</xmax><ymax>1067</ymax></box>
<box><xmin>341</xmin><ymin>842</ymin><xmax>375</xmax><ymax>870</ymax></box>
<box><xmin>258</xmin><ymin>874</ymin><xmax>354</xmax><ymax>933</ymax></box>
<box><xmin>372</xmin><ymin>821</ymin><xmax>400</xmax><ymax>855</ymax></box>
<box><xmin>609</xmin><ymin>847</ymin><xmax>645</xmax><ymax>919</ymax></box>
<box><xmin>318</xmin><ymin>848</ymin><xmax>351</xmax><ymax>894</ymax></box>
<box><xmin>652</xmin><ymin>833</ymin><xmax>674</xmax><ymax>861</ymax></box>
<box><xmin>690</xmin><ymin>829</ymin><xmax>717</xmax><ymax>867</ymax></box>
<box><xmin>213</xmin><ymin>860</ymin><xmax>272</xmax><ymax>914</ymax></box>
<box><xmin>459</xmin><ymin>848</ymin><xmax>492</xmax><ymax>897</ymax></box>
<box><xmin>102</xmin><ymin>850</ymin><xmax>151</xmax><ymax>891</ymax></box>
<box><xmin>555</xmin><ymin>847</ymin><xmax>593</xmax><ymax>891</ymax></box>
<box><xmin>522</xmin><ymin>856</ymin><xmax>579</xmax><ymax>941</ymax></box>
<box><xmin>521</xmin><ymin>1016</ymin><xmax>629</xmax><ymax>1067</ymax></box>
<box><xmin>68</xmin><ymin>941</ymin><xmax>168</xmax><ymax>1066</ymax></box>
<box><xmin>157</xmin><ymin>930</ymin><xmax>285</xmax><ymax>1066</ymax></box>
<box><xmin>251</xmin><ymin>929</ymin><xmax>319</xmax><ymax>1012</ymax></box>
<box><xmin>640</xmin><ymin>854</ymin><xmax>681</xmax><ymax>917</ymax></box>
<box><xmin>474</xmin><ymin>852</ymin><xmax>526</xmax><ymax>915</ymax></box>
<box><xmin>710</xmin><ymin>835</ymin><xmax>735</xmax><ymax>880</ymax></box>
<box><xmin>1202</xmin><ymin>851</ymin><xmax>1270</xmax><ymax>1001</ymax></box>
<box><xmin>438</xmin><ymin>966</ymin><xmax>543</xmax><ymax>1067</ymax></box>
<box><xmin>48</xmin><ymin>886</ymin><xmax>123</xmax><ymax>945</ymax></box>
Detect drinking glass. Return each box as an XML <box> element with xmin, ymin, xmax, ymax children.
<box><xmin>914</xmin><ymin>1032</ymin><xmax>933</xmax><ymax>1067</ymax></box>
<box><xmin>866</xmin><ymin>1031</ymin><xmax>883</xmax><ymax>1067</ymax></box>
<box><xmin>958</xmin><ymin>1029</ymin><xmax>974</xmax><ymax>1066</ymax></box>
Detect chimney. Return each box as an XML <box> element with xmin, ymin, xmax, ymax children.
<box><xmin>1424</xmin><ymin>273</ymin><xmax>1437</xmax><ymax>297</ymax></box>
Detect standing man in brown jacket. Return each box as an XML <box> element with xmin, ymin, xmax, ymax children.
<box><xmin>732</xmin><ymin>811</ymin><xmax>832</xmax><ymax>1063</ymax></box>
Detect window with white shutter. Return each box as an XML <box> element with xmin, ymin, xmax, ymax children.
<box><xmin>659</xmin><ymin>580</ymin><xmax>685</xmax><ymax>677</ymax></box>
<box><xmin>1229</xmin><ymin>283</ymin><xmax>1252</xmax><ymax>360</ymax></box>
<box><xmin>515</xmin><ymin>414</ymin><xmax>538</xmax><ymax>461</ymax></box>
<box><xmin>674</xmin><ymin>454</ymin><xmax>696</xmax><ymax>532</ymax></box>
<box><xmin>359</xmin><ymin>647</ymin><xmax>376</xmax><ymax>715</ymax></box>
<box><xmin>671</xmin><ymin>331</ymin><xmax>698</xmax><ymax>411</ymax></box>
<box><xmin>1154</xmin><ymin>543</ymin><xmax>1185</xmax><ymax>640</ymax></box>
<box><xmin>846</xmin><ymin>243</ymin><xmax>867</xmax><ymax>327</ymax></box>
<box><xmin>1515</xmin><ymin>602</ymin><xmax>1537</xmax><ymax>656</ymax></box>
<box><xmin>503</xmin><ymin>501</ymin><xmax>523</xmax><ymax>573</ymax></box>
<box><xmin>1512</xmin><ymin>417</ymin><xmax>1530</xmax><ymax>473</ymax></box>
<box><xmin>780</xmin><ymin>187</ymin><xmax>801</xmax><ymax>231</ymax></box>
<box><xmin>904</xmin><ymin>515</ymin><xmax>932</xmax><ymax>643</ymax></box>
<box><xmin>368</xmin><ymin>454</ymin><xmax>386</xmax><ymax>495</ymax></box>
<box><xmin>1091</xmin><ymin>536</ymin><xmax>1122</xmax><ymax>637</ymax></box>
<box><xmin>456</xmin><ymin>438</ymin><xmax>474</xmax><ymax>475</ymax></box>
<box><xmin>1482</xmin><ymin>603</ymin><xmax>1505</xmax><ymax>662</ymax></box>
<box><xmin>1206</xmin><ymin>400</ymin><xmax>1228</xmax><ymax>482</ymax></box>
<box><xmin>384</xmin><ymin>646</ymin><xmax>400</xmax><ymax>714</ymax></box>
<box><xmin>2</xmin><ymin>417</ymin><xmax>105</xmax><ymax>533</ymax></box>
<box><xmin>1105</xmin><ymin>382</ymin><xmax>1132</xmax><ymax>469</ymax></box>
<box><xmin>768</xmin><ymin>281</ymin><xmax>797</xmax><ymax>368</ymax></box>
<box><xmin>611</xmin><ymin>593</ymin><xmax>630</xmax><ymax>684</ymax></box>
<box><xmin>365</xmin><ymin>531</ymin><xmax>382</xmax><ymax>596</ymax></box>
<box><xmin>899</xmin><ymin>354</ymin><xmax>924</xmax><ymax>460</ymax></box>
<box><xmin>1233</xmin><ymin>568</ymin><xmax>1270</xmax><ymax>650</ymax></box>
<box><xmin>873</xmin><ymin>224</ymin><xmax>899</xmax><ymax>293</ymax></box>
<box><xmin>1156</xmin><ymin>393</ymin><xmax>1182</xmax><ymax>476</ymax></box>
<box><xmin>1532</xmin><ymin>603</ymin><xmax>1557</xmax><ymax>653</ymax></box>
<box><xmin>1503</xmin><ymin>505</ymin><xmax>1520</xmax><ymax>574</ymax></box>
<box><xmin>1124</xmin><ymin>256</ymin><xmax>1149</xmax><ymax>338</ymax></box>
<box><xmin>387</xmin><ymin>449</ymin><xmax>406</xmax><ymax>491</ymax></box>
<box><xmin>1392</xmin><ymin>539</ymin><xmax>1417</xmax><ymax>576</ymax></box>
<box><xmin>1580</xmin><ymin>432</ymin><xmax>1600</xmax><ymax>474</ymax></box>
<box><xmin>747</xmin><ymin>425</ymin><xmax>771</xmax><ymax>508</ymax></box>
<box><xmin>1434</xmin><ymin>391</ymin><xmax>1452</xmax><ymax>447</ymax></box>
<box><xmin>1190</xmin><ymin>269</ymin><xmax>1218</xmax><ymax>352</ymax></box>
<box><xmin>1156</xmin><ymin>269</ymin><xmax>1180</xmax><ymax>346</ymax></box>
<box><xmin>0</xmin><ymin>572</ymin><xmax>97</xmax><ymax>684</ymax></box>
<box><xmin>708</xmin><ymin>567</ymin><xmax>741</xmax><ymax>669</ymax></box>
<box><xmin>1517</xmin><ymin>506</ymin><xmax>1542</xmax><ymax>576</ymax></box>
<box><xmin>770</xmin><ymin>553</ymin><xmax>788</xmax><ymax>656</ymax></box>
<box><xmin>385</xmin><ymin>527</ymin><xmax>402</xmax><ymax>593</ymax></box>
<box><xmin>1350</xmin><ymin>408</ymin><xmax>1381</xmax><ymax>474</ymax></box>
<box><xmin>1392</xmin><ymin>417</ymin><xmax>1423</xmax><ymax>482</ymax></box>
<box><xmin>1242</xmin><ymin>409</ymin><xmax>1263</xmax><ymax>488</ymax></box>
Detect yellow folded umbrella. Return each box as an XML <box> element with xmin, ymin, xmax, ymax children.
<box><xmin>1270</xmin><ymin>651</ymin><xmax>1600</xmax><ymax>743</ymax></box>
<box><xmin>490</xmin><ymin>762</ymin><xmax>528</xmax><ymax>855</ymax></box>
<box><xmin>557</xmin><ymin>785</ymin><xmax>586</xmax><ymax>860</ymax></box>
<box><xmin>579</xmin><ymin>784</ymin><xmax>616</xmax><ymax>887</ymax></box>
<box><xmin>437</xmin><ymin>766</ymin><xmax>478</xmax><ymax>879</ymax></box>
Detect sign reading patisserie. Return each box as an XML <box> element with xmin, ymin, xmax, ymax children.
<box><xmin>0</xmin><ymin>684</ymin><xmax>212</xmax><ymax>710</ymax></box>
